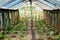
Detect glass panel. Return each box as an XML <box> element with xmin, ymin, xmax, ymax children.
<box><xmin>0</xmin><ymin>13</ymin><xmax>2</xmax><ymax>27</ymax></box>
<box><xmin>11</xmin><ymin>11</ymin><xmax>15</xmax><ymax>24</ymax></box>
<box><xmin>4</xmin><ymin>12</ymin><xmax>8</xmax><ymax>27</ymax></box>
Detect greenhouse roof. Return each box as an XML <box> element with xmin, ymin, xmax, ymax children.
<box><xmin>0</xmin><ymin>0</ymin><xmax>60</xmax><ymax>10</ymax></box>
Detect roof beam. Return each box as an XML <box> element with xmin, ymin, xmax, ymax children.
<box><xmin>34</xmin><ymin>1</ymin><xmax>53</xmax><ymax>10</ymax></box>
<box><xmin>9</xmin><ymin>0</ymin><xmax>28</xmax><ymax>9</ymax></box>
<box><xmin>10</xmin><ymin>1</ymin><xmax>27</xmax><ymax>9</ymax></box>
<box><xmin>0</xmin><ymin>0</ymin><xmax>11</xmax><ymax>6</ymax></box>
<box><xmin>8</xmin><ymin>0</ymin><xmax>25</xmax><ymax>8</ymax></box>
<box><xmin>45</xmin><ymin>0</ymin><xmax>60</xmax><ymax>6</ymax></box>
<box><xmin>3</xmin><ymin>0</ymin><xmax>26</xmax><ymax>8</ymax></box>
<box><xmin>38</xmin><ymin>0</ymin><xmax>58</xmax><ymax>9</ymax></box>
<box><xmin>1</xmin><ymin>0</ymin><xmax>15</xmax><ymax>7</ymax></box>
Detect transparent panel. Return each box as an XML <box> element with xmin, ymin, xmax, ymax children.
<box><xmin>0</xmin><ymin>13</ymin><xmax>2</xmax><ymax>27</ymax></box>
<box><xmin>4</xmin><ymin>12</ymin><xmax>8</xmax><ymax>27</ymax></box>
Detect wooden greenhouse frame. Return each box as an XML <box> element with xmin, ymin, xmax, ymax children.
<box><xmin>0</xmin><ymin>8</ymin><xmax>19</xmax><ymax>31</ymax></box>
<box><xmin>43</xmin><ymin>9</ymin><xmax>60</xmax><ymax>32</ymax></box>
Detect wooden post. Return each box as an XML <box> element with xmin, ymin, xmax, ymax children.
<box><xmin>2</xmin><ymin>12</ymin><xmax>4</xmax><ymax>30</ymax></box>
<box><xmin>17</xmin><ymin>10</ymin><xmax>19</xmax><ymax>21</ymax></box>
<box><xmin>0</xmin><ymin>12</ymin><xmax>3</xmax><ymax>31</ymax></box>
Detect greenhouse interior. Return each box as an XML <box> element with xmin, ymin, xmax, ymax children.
<box><xmin>0</xmin><ymin>0</ymin><xmax>60</xmax><ymax>40</ymax></box>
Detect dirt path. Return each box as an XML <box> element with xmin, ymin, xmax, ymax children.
<box><xmin>4</xmin><ymin>31</ymin><xmax>20</xmax><ymax>40</ymax></box>
<box><xmin>21</xmin><ymin>22</ymin><xmax>32</xmax><ymax>40</ymax></box>
<box><xmin>5</xmin><ymin>21</ymin><xmax>39</xmax><ymax>40</ymax></box>
<box><xmin>31</xmin><ymin>21</ymin><xmax>39</xmax><ymax>40</ymax></box>
<box><xmin>22</xmin><ymin>21</ymin><xmax>39</xmax><ymax>40</ymax></box>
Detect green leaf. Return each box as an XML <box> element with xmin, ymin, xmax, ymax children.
<box><xmin>0</xmin><ymin>32</ymin><xmax>3</xmax><ymax>38</ymax></box>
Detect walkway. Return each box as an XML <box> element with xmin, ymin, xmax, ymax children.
<box><xmin>22</xmin><ymin>21</ymin><xmax>39</xmax><ymax>40</ymax></box>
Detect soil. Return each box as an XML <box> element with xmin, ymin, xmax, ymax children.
<box><xmin>4</xmin><ymin>21</ymin><xmax>39</xmax><ymax>40</ymax></box>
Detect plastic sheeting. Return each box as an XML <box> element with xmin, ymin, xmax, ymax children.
<box><xmin>0</xmin><ymin>0</ymin><xmax>60</xmax><ymax>10</ymax></box>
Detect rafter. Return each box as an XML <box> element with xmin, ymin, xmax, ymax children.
<box><xmin>10</xmin><ymin>1</ymin><xmax>27</xmax><ymax>9</ymax></box>
<box><xmin>4</xmin><ymin>0</ymin><xmax>26</xmax><ymax>8</ymax></box>
<box><xmin>9</xmin><ymin>0</ymin><xmax>28</xmax><ymax>8</ymax></box>
<box><xmin>45</xmin><ymin>0</ymin><xmax>60</xmax><ymax>6</ymax></box>
<box><xmin>1</xmin><ymin>0</ymin><xmax>15</xmax><ymax>7</ymax></box>
<box><xmin>38</xmin><ymin>0</ymin><xmax>58</xmax><ymax>9</ymax></box>
<box><xmin>35</xmin><ymin>1</ymin><xmax>53</xmax><ymax>10</ymax></box>
<box><xmin>8</xmin><ymin>0</ymin><xmax>24</xmax><ymax>8</ymax></box>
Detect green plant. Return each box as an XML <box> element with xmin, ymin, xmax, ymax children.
<box><xmin>15</xmin><ymin>23</ymin><xmax>20</xmax><ymax>30</ymax></box>
<box><xmin>4</xmin><ymin>34</ymin><xmax>8</xmax><ymax>38</ymax></box>
<box><xmin>35</xmin><ymin>19</ymin><xmax>56</xmax><ymax>40</ymax></box>
<box><xmin>20</xmin><ymin>31</ymin><xmax>24</xmax><ymax>38</ymax></box>
<box><xmin>19</xmin><ymin>19</ymin><xmax>28</xmax><ymax>38</ymax></box>
<box><xmin>56</xmin><ymin>35</ymin><xmax>60</xmax><ymax>40</ymax></box>
<box><xmin>0</xmin><ymin>32</ymin><xmax>3</xmax><ymax>39</ymax></box>
<box><xmin>11</xmin><ymin>30</ymin><xmax>16</xmax><ymax>34</ymax></box>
